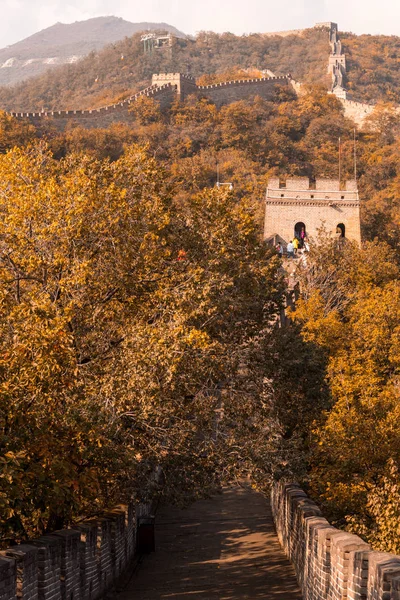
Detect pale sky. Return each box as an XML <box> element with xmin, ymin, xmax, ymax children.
<box><xmin>2</xmin><ymin>0</ymin><xmax>400</xmax><ymax>48</ymax></box>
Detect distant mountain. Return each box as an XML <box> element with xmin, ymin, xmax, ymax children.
<box><xmin>0</xmin><ymin>17</ymin><xmax>186</xmax><ymax>87</ymax></box>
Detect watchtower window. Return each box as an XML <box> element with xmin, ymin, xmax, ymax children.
<box><xmin>281</xmin><ymin>194</ymin><xmax>284</xmax><ymax>198</ymax></box>
<box><xmin>336</xmin><ymin>223</ymin><xmax>345</xmax><ymax>237</ymax></box>
<box><xmin>311</xmin><ymin>195</ymin><xmax>314</xmax><ymax>199</ymax></box>
<box><xmin>341</xmin><ymin>195</ymin><xmax>345</xmax><ymax>199</ymax></box>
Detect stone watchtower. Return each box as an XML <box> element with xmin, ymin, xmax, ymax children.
<box><xmin>264</xmin><ymin>177</ymin><xmax>361</xmax><ymax>246</ymax></box>
<box><xmin>151</xmin><ymin>73</ymin><xmax>197</xmax><ymax>101</ymax></box>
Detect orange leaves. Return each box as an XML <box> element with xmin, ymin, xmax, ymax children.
<box><xmin>294</xmin><ymin>292</ymin><xmax>344</xmax><ymax>353</ymax></box>
<box><xmin>128</xmin><ymin>96</ymin><xmax>162</xmax><ymax>125</ymax></box>
<box><xmin>0</xmin><ymin>138</ymin><xmax>286</xmax><ymax>541</ymax></box>
<box><xmin>299</xmin><ymin>240</ymin><xmax>400</xmax><ymax>548</ymax></box>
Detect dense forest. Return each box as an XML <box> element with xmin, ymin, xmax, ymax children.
<box><xmin>342</xmin><ymin>32</ymin><xmax>400</xmax><ymax>103</ymax></box>
<box><xmin>2</xmin><ymin>69</ymin><xmax>400</xmax><ymax>552</ymax></box>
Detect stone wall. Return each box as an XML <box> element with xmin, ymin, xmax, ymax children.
<box><xmin>151</xmin><ymin>73</ymin><xmax>290</xmax><ymax>107</ymax></box>
<box><xmin>0</xmin><ymin>499</ymin><xmax>148</xmax><ymax>600</ymax></box>
<box><xmin>271</xmin><ymin>481</ymin><xmax>400</xmax><ymax>600</ymax></box>
<box><xmin>264</xmin><ymin>177</ymin><xmax>362</xmax><ymax>246</ymax></box>
<box><xmin>340</xmin><ymin>98</ymin><xmax>376</xmax><ymax>127</ymax></box>
<box><xmin>9</xmin><ymin>83</ymin><xmax>177</xmax><ymax>131</ymax></box>
<box><xmin>197</xmin><ymin>76</ymin><xmax>290</xmax><ymax>107</ymax></box>
<box><xmin>262</xmin><ymin>29</ymin><xmax>306</xmax><ymax>38</ymax></box>
<box><xmin>152</xmin><ymin>72</ymin><xmax>197</xmax><ymax>100</ymax></box>
<box><xmin>328</xmin><ymin>23</ymin><xmax>348</xmax><ymax>99</ymax></box>
<box><xmin>8</xmin><ymin>73</ymin><xmax>290</xmax><ymax>131</ymax></box>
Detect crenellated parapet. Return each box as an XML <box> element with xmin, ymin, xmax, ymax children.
<box><xmin>8</xmin><ymin>83</ymin><xmax>177</xmax><ymax>130</ymax></box>
<box><xmin>272</xmin><ymin>481</ymin><xmax>400</xmax><ymax>600</ymax></box>
<box><xmin>265</xmin><ymin>176</ymin><xmax>361</xmax><ymax>245</ymax></box>
<box><xmin>0</xmin><ymin>499</ymin><xmax>147</xmax><ymax>600</ymax></box>
<box><xmin>196</xmin><ymin>75</ymin><xmax>291</xmax><ymax>107</ymax></box>
<box><xmin>9</xmin><ymin>83</ymin><xmax>174</xmax><ymax>119</ymax></box>
<box><xmin>151</xmin><ymin>72</ymin><xmax>291</xmax><ymax>106</ymax></box>
<box><xmin>7</xmin><ymin>72</ymin><xmax>291</xmax><ymax>129</ymax></box>
<box><xmin>197</xmin><ymin>75</ymin><xmax>290</xmax><ymax>90</ymax></box>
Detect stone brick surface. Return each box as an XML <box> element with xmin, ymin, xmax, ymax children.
<box><xmin>264</xmin><ymin>176</ymin><xmax>362</xmax><ymax>245</ymax></box>
<box><xmin>0</xmin><ymin>557</ymin><xmax>16</xmax><ymax>600</ymax></box>
<box><xmin>9</xmin><ymin>73</ymin><xmax>291</xmax><ymax>131</ymax></box>
<box><xmin>2</xmin><ymin>545</ymin><xmax>38</xmax><ymax>600</ymax></box>
<box><xmin>0</xmin><ymin>499</ymin><xmax>138</xmax><ymax>600</ymax></box>
<box><xmin>271</xmin><ymin>482</ymin><xmax>400</xmax><ymax>600</ymax></box>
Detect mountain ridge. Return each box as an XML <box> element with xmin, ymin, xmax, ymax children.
<box><xmin>1</xmin><ymin>22</ymin><xmax>400</xmax><ymax>112</ymax></box>
<box><xmin>0</xmin><ymin>16</ymin><xmax>186</xmax><ymax>87</ymax></box>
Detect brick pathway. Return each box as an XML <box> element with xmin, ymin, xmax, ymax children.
<box><xmin>115</xmin><ymin>484</ymin><xmax>303</xmax><ymax>599</ymax></box>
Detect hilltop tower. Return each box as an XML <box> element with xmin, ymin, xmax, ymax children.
<box><xmin>151</xmin><ymin>73</ymin><xmax>197</xmax><ymax>101</ymax></box>
<box><xmin>264</xmin><ymin>177</ymin><xmax>361</xmax><ymax>246</ymax></box>
<box><xmin>327</xmin><ymin>23</ymin><xmax>348</xmax><ymax>99</ymax></box>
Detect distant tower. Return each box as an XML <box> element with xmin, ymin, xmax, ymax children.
<box><xmin>141</xmin><ymin>32</ymin><xmax>173</xmax><ymax>54</ymax></box>
<box><xmin>264</xmin><ymin>177</ymin><xmax>361</xmax><ymax>246</ymax></box>
<box><xmin>326</xmin><ymin>23</ymin><xmax>348</xmax><ymax>100</ymax></box>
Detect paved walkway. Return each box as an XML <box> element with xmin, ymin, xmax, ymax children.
<box><xmin>116</xmin><ymin>485</ymin><xmax>302</xmax><ymax>599</ymax></box>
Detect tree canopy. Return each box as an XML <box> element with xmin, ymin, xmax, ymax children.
<box><xmin>3</xmin><ymin>61</ymin><xmax>400</xmax><ymax>552</ymax></box>
<box><xmin>0</xmin><ymin>140</ymin><xmax>296</xmax><ymax>543</ymax></box>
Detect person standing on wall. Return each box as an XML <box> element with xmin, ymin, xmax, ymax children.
<box><xmin>287</xmin><ymin>240</ymin><xmax>294</xmax><ymax>259</ymax></box>
<box><xmin>300</xmin><ymin>227</ymin><xmax>306</xmax><ymax>248</ymax></box>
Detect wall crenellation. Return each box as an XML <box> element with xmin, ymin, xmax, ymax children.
<box><xmin>271</xmin><ymin>481</ymin><xmax>400</xmax><ymax>600</ymax></box>
<box><xmin>264</xmin><ymin>176</ymin><xmax>362</xmax><ymax>246</ymax></box>
<box><xmin>197</xmin><ymin>75</ymin><xmax>289</xmax><ymax>90</ymax></box>
<box><xmin>7</xmin><ymin>73</ymin><xmax>291</xmax><ymax>129</ymax></box>
<box><xmin>0</xmin><ymin>498</ymin><xmax>151</xmax><ymax>600</ymax></box>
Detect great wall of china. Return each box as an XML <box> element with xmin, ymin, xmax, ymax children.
<box><xmin>326</xmin><ymin>23</ymin><xmax>377</xmax><ymax>124</ymax></box>
<box><xmin>272</xmin><ymin>481</ymin><xmax>400</xmax><ymax>600</ymax></box>
<box><xmin>8</xmin><ymin>73</ymin><xmax>292</xmax><ymax>131</ymax></box>
<box><xmin>1</xmin><ymin>22</ymin><xmax>400</xmax><ymax>600</ymax></box>
<box><xmin>4</xmin><ymin>21</ymin><xmax>384</xmax><ymax>130</ymax></box>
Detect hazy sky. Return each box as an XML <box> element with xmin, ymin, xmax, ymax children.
<box><xmin>2</xmin><ymin>0</ymin><xmax>400</xmax><ymax>47</ymax></box>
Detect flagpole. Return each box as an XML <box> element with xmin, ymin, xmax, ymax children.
<box><xmin>354</xmin><ymin>129</ymin><xmax>357</xmax><ymax>181</ymax></box>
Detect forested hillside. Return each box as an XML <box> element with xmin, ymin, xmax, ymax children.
<box><xmin>342</xmin><ymin>32</ymin><xmax>400</xmax><ymax>103</ymax></box>
<box><xmin>2</xmin><ymin>24</ymin><xmax>400</xmax><ymax>113</ymax></box>
<box><xmin>0</xmin><ymin>28</ymin><xmax>331</xmax><ymax>112</ymax></box>
<box><xmin>0</xmin><ymin>17</ymin><xmax>186</xmax><ymax>87</ymax></box>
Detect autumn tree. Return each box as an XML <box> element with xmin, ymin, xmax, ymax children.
<box><xmin>293</xmin><ymin>238</ymin><xmax>400</xmax><ymax>551</ymax></box>
<box><xmin>0</xmin><ymin>111</ymin><xmax>36</xmax><ymax>154</ymax></box>
<box><xmin>0</xmin><ymin>140</ymin><xmax>289</xmax><ymax>542</ymax></box>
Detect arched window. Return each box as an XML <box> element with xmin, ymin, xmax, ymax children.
<box><xmin>294</xmin><ymin>222</ymin><xmax>307</xmax><ymax>248</ymax></box>
<box><xmin>336</xmin><ymin>223</ymin><xmax>345</xmax><ymax>238</ymax></box>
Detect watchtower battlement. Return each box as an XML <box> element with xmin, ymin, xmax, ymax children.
<box><xmin>265</xmin><ymin>177</ymin><xmax>361</xmax><ymax>245</ymax></box>
<box><xmin>268</xmin><ymin>177</ymin><xmax>358</xmax><ymax>198</ymax></box>
<box><xmin>152</xmin><ymin>73</ymin><xmax>196</xmax><ymax>83</ymax></box>
<box><xmin>151</xmin><ymin>73</ymin><xmax>197</xmax><ymax>101</ymax></box>
<box><xmin>150</xmin><ymin>72</ymin><xmax>291</xmax><ymax>106</ymax></box>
